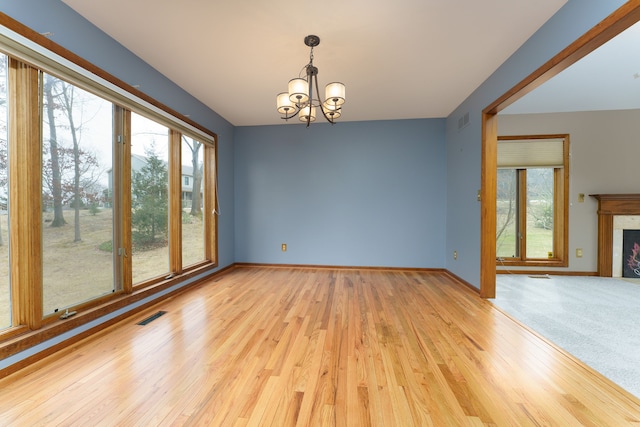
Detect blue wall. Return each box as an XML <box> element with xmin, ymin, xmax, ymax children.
<box><xmin>235</xmin><ymin>119</ymin><xmax>446</xmax><ymax>267</ymax></box>
<box><xmin>0</xmin><ymin>0</ymin><xmax>631</xmax><ymax>282</ymax></box>
<box><xmin>445</xmin><ymin>0</ymin><xmax>628</xmax><ymax>288</ymax></box>
<box><xmin>0</xmin><ymin>0</ymin><xmax>236</xmax><ymax>269</ymax></box>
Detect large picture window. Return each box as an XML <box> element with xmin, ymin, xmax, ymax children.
<box><xmin>496</xmin><ymin>135</ymin><xmax>569</xmax><ymax>267</ymax></box>
<box><xmin>0</xmin><ymin>16</ymin><xmax>218</xmax><ymax>349</ymax></box>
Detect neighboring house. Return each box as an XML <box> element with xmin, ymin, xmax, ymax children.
<box><xmin>106</xmin><ymin>153</ymin><xmax>203</xmax><ymax>209</ymax></box>
<box><xmin>180</xmin><ymin>163</ymin><xmax>203</xmax><ymax>208</ymax></box>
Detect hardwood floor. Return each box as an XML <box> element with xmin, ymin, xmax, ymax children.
<box><xmin>0</xmin><ymin>266</ymin><xmax>639</xmax><ymax>426</ymax></box>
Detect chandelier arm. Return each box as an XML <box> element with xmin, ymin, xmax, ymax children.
<box><xmin>315</xmin><ymin>75</ymin><xmax>336</xmax><ymax>124</ymax></box>
<box><xmin>298</xmin><ymin>64</ymin><xmax>308</xmax><ymax>79</ymax></box>
<box><xmin>280</xmin><ymin>107</ymin><xmax>302</xmax><ymax>121</ymax></box>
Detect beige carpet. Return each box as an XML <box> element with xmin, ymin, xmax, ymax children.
<box><xmin>492</xmin><ymin>274</ymin><xmax>640</xmax><ymax>399</ymax></box>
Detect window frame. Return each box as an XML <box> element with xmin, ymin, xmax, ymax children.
<box><xmin>0</xmin><ymin>13</ymin><xmax>219</xmax><ymax>354</ymax></box>
<box><xmin>39</xmin><ymin>70</ymin><xmax>118</xmax><ymax>316</ymax></box>
<box><xmin>496</xmin><ymin>134</ymin><xmax>569</xmax><ymax>267</ymax></box>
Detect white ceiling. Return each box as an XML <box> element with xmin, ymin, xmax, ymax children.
<box><xmin>61</xmin><ymin>0</ymin><xmax>568</xmax><ymax>126</ymax></box>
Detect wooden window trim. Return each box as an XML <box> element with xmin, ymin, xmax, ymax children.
<box><xmin>496</xmin><ymin>135</ymin><xmax>569</xmax><ymax>267</ymax></box>
<box><xmin>204</xmin><ymin>139</ymin><xmax>218</xmax><ymax>264</ymax></box>
<box><xmin>169</xmin><ymin>129</ymin><xmax>183</xmax><ymax>274</ymax></box>
<box><xmin>8</xmin><ymin>58</ymin><xmax>42</xmax><ymax>330</ymax></box>
<box><xmin>115</xmin><ymin>106</ymin><xmax>132</xmax><ymax>294</ymax></box>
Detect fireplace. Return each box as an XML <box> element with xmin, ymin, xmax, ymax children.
<box><xmin>592</xmin><ymin>194</ymin><xmax>640</xmax><ymax>276</ymax></box>
<box><xmin>622</xmin><ymin>229</ymin><xmax>640</xmax><ymax>278</ymax></box>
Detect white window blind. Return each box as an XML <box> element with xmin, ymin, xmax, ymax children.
<box><xmin>498</xmin><ymin>138</ymin><xmax>565</xmax><ymax>169</ymax></box>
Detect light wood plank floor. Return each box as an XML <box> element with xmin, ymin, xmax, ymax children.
<box><xmin>1</xmin><ymin>266</ymin><xmax>639</xmax><ymax>426</ymax></box>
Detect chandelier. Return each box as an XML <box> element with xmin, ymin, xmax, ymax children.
<box><xmin>276</xmin><ymin>35</ymin><xmax>345</xmax><ymax>127</ymax></box>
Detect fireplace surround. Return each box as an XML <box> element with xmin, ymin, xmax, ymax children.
<box><xmin>591</xmin><ymin>194</ymin><xmax>640</xmax><ymax>276</ymax></box>
<box><xmin>622</xmin><ymin>229</ymin><xmax>640</xmax><ymax>278</ymax></box>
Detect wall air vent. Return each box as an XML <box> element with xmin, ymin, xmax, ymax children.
<box><xmin>458</xmin><ymin>112</ymin><xmax>470</xmax><ymax>131</ymax></box>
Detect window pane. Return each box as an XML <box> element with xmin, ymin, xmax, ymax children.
<box><xmin>41</xmin><ymin>73</ymin><xmax>114</xmax><ymax>316</ymax></box>
<box><xmin>526</xmin><ymin>168</ymin><xmax>554</xmax><ymax>258</ymax></box>
<box><xmin>0</xmin><ymin>54</ymin><xmax>9</xmax><ymax>329</ymax></box>
<box><xmin>181</xmin><ymin>137</ymin><xmax>205</xmax><ymax>267</ymax></box>
<box><xmin>131</xmin><ymin>113</ymin><xmax>169</xmax><ymax>284</ymax></box>
<box><xmin>496</xmin><ymin>169</ymin><xmax>518</xmax><ymax>258</ymax></box>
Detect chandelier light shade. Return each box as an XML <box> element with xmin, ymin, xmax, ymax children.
<box><xmin>299</xmin><ymin>105</ymin><xmax>316</xmax><ymax>123</ymax></box>
<box><xmin>288</xmin><ymin>78</ymin><xmax>309</xmax><ymax>104</ymax></box>
<box><xmin>323</xmin><ymin>102</ymin><xmax>341</xmax><ymax>120</ymax></box>
<box><xmin>324</xmin><ymin>82</ymin><xmax>345</xmax><ymax>106</ymax></box>
<box><xmin>276</xmin><ymin>92</ymin><xmax>296</xmax><ymax>115</ymax></box>
<box><xmin>276</xmin><ymin>35</ymin><xmax>345</xmax><ymax>127</ymax></box>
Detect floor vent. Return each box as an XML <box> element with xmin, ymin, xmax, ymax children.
<box><xmin>137</xmin><ymin>311</ymin><xmax>167</xmax><ymax>325</ymax></box>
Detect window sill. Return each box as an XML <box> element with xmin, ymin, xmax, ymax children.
<box><xmin>496</xmin><ymin>259</ymin><xmax>568</xmax><ymax>268</ymax></box>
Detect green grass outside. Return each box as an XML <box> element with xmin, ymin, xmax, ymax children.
<box><xmin>497</xmin><ymin>226</ymin><xmax>553</xmax><ymax>259</ymax></box>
